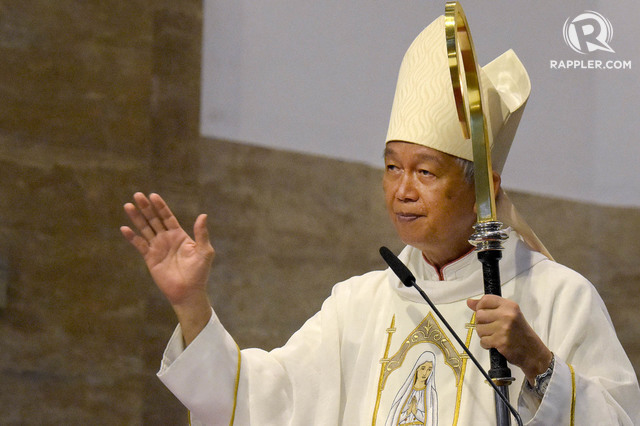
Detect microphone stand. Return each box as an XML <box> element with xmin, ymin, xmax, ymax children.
<box><xmin>380</xmin><ymin>247</ymin><xmax>523</xmax><ymax>426</ymax></box>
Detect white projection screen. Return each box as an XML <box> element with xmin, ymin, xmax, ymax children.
<box><xmin>200</xmin><ymin>1</ymin><xmax>640</xmax><ymax>207</ymax></box>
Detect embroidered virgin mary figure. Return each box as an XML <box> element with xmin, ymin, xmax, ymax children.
<box><xmin>385</xmin><ymin>351</ymin><xmax>438</xmax><ymax>426</ymax></box>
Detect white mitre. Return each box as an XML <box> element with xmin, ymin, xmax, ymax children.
<box><xmin>386</xmin><ymin>15</ymin><xmax>552</xmax><ymax>259</ymax></box>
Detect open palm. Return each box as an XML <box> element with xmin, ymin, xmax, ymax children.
<box><xmin>121</xmin><ymin>193</ymin><xmax>214</xmax><ymax>306</ymax></box>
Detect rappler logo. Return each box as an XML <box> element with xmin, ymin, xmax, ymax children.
<box><xmin>563</xmin><ymin>11</ymin><xmax>615</xmax><ymax>54</ymax></box>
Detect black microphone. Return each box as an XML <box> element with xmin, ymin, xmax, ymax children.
<box><xmin>380</xmin><ymin>246</ymin><xmax>416</xmax><ymax>286</ymax></box>
<box><xmin>379</xmin><ymin>246</ymin><xmax>523</xmax><ymax>426</ymax></box>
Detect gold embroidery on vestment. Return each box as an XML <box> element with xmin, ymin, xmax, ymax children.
<box><xmin>569</xmin><ymin>363</ymin><xmax>576</xmax><ymax>426</ymax></box>
<box><xmin>372</xmin><ymin>312</ymin><xmax>475</xmax><ymax>425</ymax></box>
<box><xmin>230</xmin><ymin>343</ymin><xmax>241</xmax><ymax>426</ymax></box>
<box><xmin>372</xmin><ymin>315</ymin><xmax>397</xmax><ymax>425</ymax></box>
<box><xmin>452</xmin><ymin>313</ymin><xmax>476</xmax><ymax>426</ymax></box>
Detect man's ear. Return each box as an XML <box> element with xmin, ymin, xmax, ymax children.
<box><xmin>492</xmin><ymin>171</ymin><xmax>502</xmax><ymax>195</ymax></box>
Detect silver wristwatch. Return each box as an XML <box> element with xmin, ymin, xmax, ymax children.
<box><xmin>531</xmin><ymin>353</ymin><xmax>555</xmax><ymax>399</ymax></box>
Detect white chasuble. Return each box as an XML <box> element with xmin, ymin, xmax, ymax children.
<box><xmin>158</xmin><ymin>230</ymin><xmax>640</xmax><ymax>425</ymax></box>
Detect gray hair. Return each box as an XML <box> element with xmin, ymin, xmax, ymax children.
<box><xmin>454</xmin><ymin>157</ymin><xmax>475</xmax><ymax>185</ymax></box>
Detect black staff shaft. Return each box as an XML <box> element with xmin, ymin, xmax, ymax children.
<box><xmin>478</xmin><ymin>249</ymin><xmax>513</xmax><ymax>426</ymax></box>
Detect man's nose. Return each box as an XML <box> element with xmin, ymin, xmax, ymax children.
<box><xmin>396</xmin><ymin>173</ymin><xmax>419</xmax><ymax>201</ymax></box>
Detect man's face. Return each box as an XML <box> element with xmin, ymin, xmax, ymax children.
<box><xmin>383</xmin><ymin>141</ymin><xmax>477</xmax><ymax>266</ymax></box>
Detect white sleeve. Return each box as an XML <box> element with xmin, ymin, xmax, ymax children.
<box><xmin>517</xmin><ymin>267</ymin><xmax>640</xmax><ymax>425</ymax></box>
<box><xmin>156</xmin><ymin>282</ymin><xmax>348</xmax><ymax>426</ymax></box>
<box><xmin>158</xmin><ymin>308</ymin><xmax>241</xmax><ymax>425</ymax></box>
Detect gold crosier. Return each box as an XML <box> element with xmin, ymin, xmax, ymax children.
<box><xmin>445</xmin><ymin>3</ymin><xmax>518</xmax><ymax>426</ymax></box>
<box><xmin>444</xmin><ymin>1</ymin><xmax>497</xmax><ymax>225</ymax></box>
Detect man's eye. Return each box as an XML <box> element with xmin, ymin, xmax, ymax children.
<box><xmin>386</xmin><ymin>164</ymin><xmax>398</xmax><ymax>172</ymax></box>
<box><xmin>419</xmin><ymin>169</ymin><xmax>431</xmax><ymax>176</ymax></box>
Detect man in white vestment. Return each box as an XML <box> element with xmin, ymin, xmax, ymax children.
<box><xmin>121</xmin><ymin>14</ymin><xmax>640</xmax><ymax>426</ymax></box>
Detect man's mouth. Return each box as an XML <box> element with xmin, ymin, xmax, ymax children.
<box><xmin>395</xmin><ymin>212</ymin><xmax>422</xmax><ymax>222</ymax></box>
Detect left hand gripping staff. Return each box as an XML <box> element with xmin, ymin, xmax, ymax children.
<box><xmin>444</xmin><ymin>3</ymin><xmax>514</xmax><ymax>425</ymax></box>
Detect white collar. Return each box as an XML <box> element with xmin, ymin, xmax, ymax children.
<box><xmin>387</xmin><ymin>229</ymin><xmax>548</xmax><ymax>304</ymax></box>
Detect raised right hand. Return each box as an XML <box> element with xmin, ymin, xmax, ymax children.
<box><xmin>121</xmin><ymin>192</ymin><xmax>214</xmax><ymax>344</ymax></box>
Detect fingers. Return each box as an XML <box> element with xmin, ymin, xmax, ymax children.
<box><xmin>122</xmin><ymin>193</ymin><xmax>214</xmax><ymax>261</ymax></box>
<box><xmin>149</xmin><ymin>193</ymin><xmax>181</xmax><ymax>230</ymax></box>
<box><xmin>122</xmin><ymin>192</ymin><xmax>180</xmax><ymax>242</ymax></box>
<box><xmin>477</xmin><ymin>332</ymin><xmax>502</xmax><ymax>351</ymax></box>
<box><xmin>193</xmin><ymin>214</ymin><xmax>214</xmax><ymax>256</ymax></box>
<box><xmin>123</xmin><ymin>200</ymin><xmax>154</xmax><ymax>242</ymax></box>
<box><xmin>467</xmin><ymin>295</ymin><xmax>507</xmax><ymax>322</ymax></box>
<box><xmin>471</xmin><ymin>294</ymin><xmax>503</xmax><ymax>310</ymax></box>
<box><xmin>468</xmin><ymin>295</ymin><xmax>523</xmax><ymax>351</ymax></box>
<box><xmin>133</xmin><ymin>192</ymin><xmax>167</xmax><ymax>237</ymax></box>
<box><xmin>120</xmin><ymin>225</ymin><xmax>150</xmax><ymax>256</ymax></box>
<box><xmin>467</xmin><ymin>295</ymin><xmax>548</xmax><ymax>371</ymax></box>
<box><xmin>466</xmin><ymin>298</ymin><xmax>479</xmax><ymax>311</ymax></box>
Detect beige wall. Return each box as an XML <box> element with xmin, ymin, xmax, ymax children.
<box><xmin>0</xmin><ymin>1</ymin><xmax>637</xmax><ymax>423</ymax></box>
